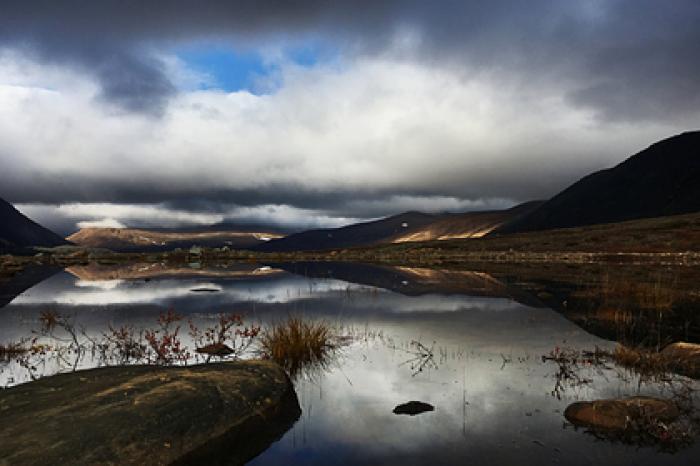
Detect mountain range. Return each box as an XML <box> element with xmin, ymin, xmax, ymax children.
<box><xmin>2</xmin><ymin>131</ymin><xmax>699</xmax><ymax>252</ymax></box>
<box><xmin>255</xmin><ymin>202</ymin><xmax>542</xmax><ymax>252</ymax></box>
<box><xmin>257</xmin><ymin>131</ymin><xmax>700</xmax><ymax>251</ymax></box>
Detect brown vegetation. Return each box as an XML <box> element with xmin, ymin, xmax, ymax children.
<box><xmin>258</xmin><ymin>317</ymin><xmax>336</xmax><ymax>378</ymax></box>
<box><xmin>0</xmin><ymin>341</ymin><xmax>29</xmax><ymax>362</ymax></box>
<box><xmin>543</xmin><ymin>345</ymin><xmax>698</xmax><ymax>450</ymax></box>
<box><xmin>6</xmin><ymin>310</ymin><xmax>261</xmax><ymax>383</ymax></box>
<box><xmin>189</xmin><ymin>313</ymin><xmax>260</xmax><ymax>362</ymax></box>
<box><xmin>612</xmin><ymin>344</ymin><xmax>700</xmax><ymax>380</ymax></box>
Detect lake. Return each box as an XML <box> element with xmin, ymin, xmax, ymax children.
<box><xmin>0</xmin><ymin>262</ymin><xmax>698</xmax><ymax>465</ymax></box>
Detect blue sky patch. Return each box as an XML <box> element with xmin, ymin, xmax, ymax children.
<box><xmin>175</xmin><ymin>41</ymin><xmax>332</xmax><ymax>94</ymax></box>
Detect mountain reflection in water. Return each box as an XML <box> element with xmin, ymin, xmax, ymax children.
<box><xmin>0</xmin><ymin>261</ymin><xmax>698</xmax><ymax>465</ymax></box>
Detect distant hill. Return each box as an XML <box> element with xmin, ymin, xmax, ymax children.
<box><xmin>390</xmin><ymin>201</ymin><xmax>543</xmax><ymax>243</ymax></box>
<box><xmin>497</xmin><ymin>131</ymin><xmax>700</xmax><ymax>234</ymax></box>
<box><xmin>0</xmin><ymin>198</ymin><xmax>69</xmax><ymax>250</ymax></box>
<box><xmin>67</xmin><ymin>227</ymin><xmax>284</xmax><ymax>252</ymax></box>
<box><xmin>255</xmin><ymin>212</ymin><xmax>439</xmax><ymax>252</ymax></box>
<box><xmin>256</xmin><ymin>203</ymin><xmax>541</xmax><ymax>252</ymax></box>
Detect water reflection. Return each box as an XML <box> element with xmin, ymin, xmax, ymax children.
<box><xmin>0</xmin><ymin>262</ymin><xmax>698</xmax><ymax>465</ymax></box>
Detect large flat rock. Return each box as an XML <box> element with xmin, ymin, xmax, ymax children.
<box><xmin>0</xmin><ymin>360</ymin><xmax>300</xmax><ymax>465</ymax></box>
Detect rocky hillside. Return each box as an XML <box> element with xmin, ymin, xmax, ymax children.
<box><xmin>67</xmin><ymin>227</ymin><xmax>284</xmax><ymax>252</ymax></box>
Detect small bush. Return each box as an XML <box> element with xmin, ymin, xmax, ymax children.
<box><xmin>188</xmin><ymin>313</ymin><xmax>260</xmax><ymax>361</ymax></box>
<box><xmin>144</xmin><ymin>309</ymin><xmax>189</xmax><ymax>365</ymax></box>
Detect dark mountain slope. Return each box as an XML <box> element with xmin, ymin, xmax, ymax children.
<box><xmin>0</xmin><ymin>265</ymin><xmax>62</xmax><ymax>308</ymax></box>
<box><xmin>496</xmin><ymin>131</ymin><xmax>700</xmax><ymax>234</ymax></box>
<box><xmin>255</xmin><ymin>212</ymin><xmax>439</xmax><ymax>252</ymax></box>
<box><xmin>0</xmin><ymin>198</ymin><xmax>69</xmax><ymax>249</ymax></box>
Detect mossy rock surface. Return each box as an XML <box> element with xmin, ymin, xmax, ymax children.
<box><xmin>0</xmin><ymin>360</ymin><xmax>300</xmax><ymax>465</ymax></box>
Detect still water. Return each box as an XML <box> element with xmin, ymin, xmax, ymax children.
<box><xmin>0</xmin><ymin>263</ymin><xmax>697</xmax><ymax>465</ymax></box>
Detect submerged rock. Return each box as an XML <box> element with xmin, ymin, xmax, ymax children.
<box><xmin>0</xmin><ymin>360</ymin><xmax>300</xmax><ymax>465</ymax></box>
<box><xmin>196</xmin><ymin>342</ymin><xmax>235</xmax><ymax>357</ymax></box>
<box><xmin>393</xmin><ymin>401</ymin><xmax>435</xmax><ymax>416</ymax></box>
<box><xmin>190</xmin><ymin>287</ymin><xmax>221</xmax><ymax>293</ymax></box>
<box><xmin>564</xmin><ymin>396</ymin><xmax>680</xmax><ymax>431</ymax></box>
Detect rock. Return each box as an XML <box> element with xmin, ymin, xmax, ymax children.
<box><xmin>0</xmin><ymin>360</ymin><xmax>300</xmax><ymax>465</ymax></box>
<box><xmin>190</xmin><ymin>287</ymin><xmax>221</xmax><ymax>293</ymax></box>
<box><xmin>196</xmin><ymin>342</ymin><xmax>235</xmax><ymax>356</ymax></box>
<box><xmin>662</xmin><ymin>342</ymin><xmax>700</xmax><ymax>378</ymax></box>
<box><xmin>393</xmin><ymin>401</ymin><xmax>435</xmax><ymax>416</ymax></box>
<box><xmin>564</xmin><ymin>396</ymin><xmax>680</xmax><ymax>431</ymax></box>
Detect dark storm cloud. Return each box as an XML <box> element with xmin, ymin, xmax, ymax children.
<box><xmin>94</xmin><ymin>53</ymin><xmax>176</xmax><ymax>114</ymax></box>
<box><xmin>2</xmin><ymin>1</ymin><xmax>700</xmax><ymax>119</ymax></box>
<box><xmin>0</xmin><ymin>171</ymin><xmax>353</xmax><ymax>209</ymax></box>
<box><xmin>3</xmin><ymin>1</ymin><xmax>700</xmax><ymax>231</ymax></box>
<box><xmin>0</xmin><ymin>161</ymin><xmax>567</xmax><ymax>216</ymax></box>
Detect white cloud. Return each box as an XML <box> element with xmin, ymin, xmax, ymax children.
<box><xmin>1</xmin><ymin>47</ymin><xmax>697</xmax><ymax>231</ymax></box>
<box><xmin>57</xmin><ymin>203</ymin><xmax>223</xmax><ymax>226</ymax></box>
<box><xmin>77</xmin><ymin>218</ymin><xmax>127</xmax><ymax>229</ymax></box>
<box><xmin>225</xmin><ymin>204</ymin><xmax>364</xmax><ymax>229</ymax></box>
<box><xmin>16</xmin><ymin>203</ymin><xmax>224</xmax><ymax>233</ymax></box>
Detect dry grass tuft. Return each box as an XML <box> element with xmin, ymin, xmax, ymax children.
<box><xmin>613</xmin><ymin>344</ymin><xmax>699</xmax><ymax>380</ymax></box>
<box><xmin>612</xmin><ymin>345</ymin><xmax>672</xmax><ymax>379</ymax></box>
<box><xmin>259</xmin><ymin>317</ymin><xmax>336</xmax><ymax>377</ymax></box>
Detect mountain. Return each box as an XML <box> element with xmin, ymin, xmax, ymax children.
<box><xmin>255</xmin><ymin>212</ymin><xmax>440</xmax><ymax>252</ymax></box>
<box><xmin>0</xmin><ymin>198</ymin><xmax>69</xmax><ymax>250</ymax></box>
<box><xmin>496</xmin><ymin>131</ymin><xmax>700</xmax><ymax>234</ymax></box>
<box><xmin>270</xmin><ymin>261</ymin><xmax>542</xmax><ymax>306</ymax></box>
<box><xmin>389</xmin><ymin>201</ymin><xmax>543</xmax><ymax>243</ymax></box>
<box><xmin>255</xmin><ymin>203</ymin><xmax>542</xmax><ymax>252</ymax></box>
<box><xmin>0</xmin><ymin>265</ymin><xmax>62</xmax><ymax>308</ymax></box>
<box><xmin>67</xmin><ymin>227</ymin><xmax>284</xmax><ymax>252</ymax></box>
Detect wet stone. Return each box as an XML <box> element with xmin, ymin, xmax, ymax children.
<box><xmin>393</xmin><ymin>401</ymin><xmax>435</xmax><ymax>416</ymax></box>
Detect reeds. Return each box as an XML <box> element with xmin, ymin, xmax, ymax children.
<box><xmin>612</xmin><ymin>345</ymin><xmax>699</xmax><ymax>380</ymax></box>
<box><xmin>596</xmin><ymin>273</ymin><xmax>678</xmax><ymax>312</ymax></box>
<box><xmin>258</xmin><ymin>317</ymin><xmax>336</xmax><ymax>377</ymax></box>
<box><xmin>612</xmin><ymin>345</ymin><xmax>668</xmax><ymax>375</ymax></box>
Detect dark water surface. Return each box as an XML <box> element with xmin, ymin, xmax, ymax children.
<box><xmin>0</xmin><ymin>262</ymin><xmax>697</xmax><ymax>465</ymax></box>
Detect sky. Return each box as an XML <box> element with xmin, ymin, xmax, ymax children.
<box><xmin>1</xmin><ymin>1</ymin><xmax>700</xmax><ymax>235</ymax></box>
